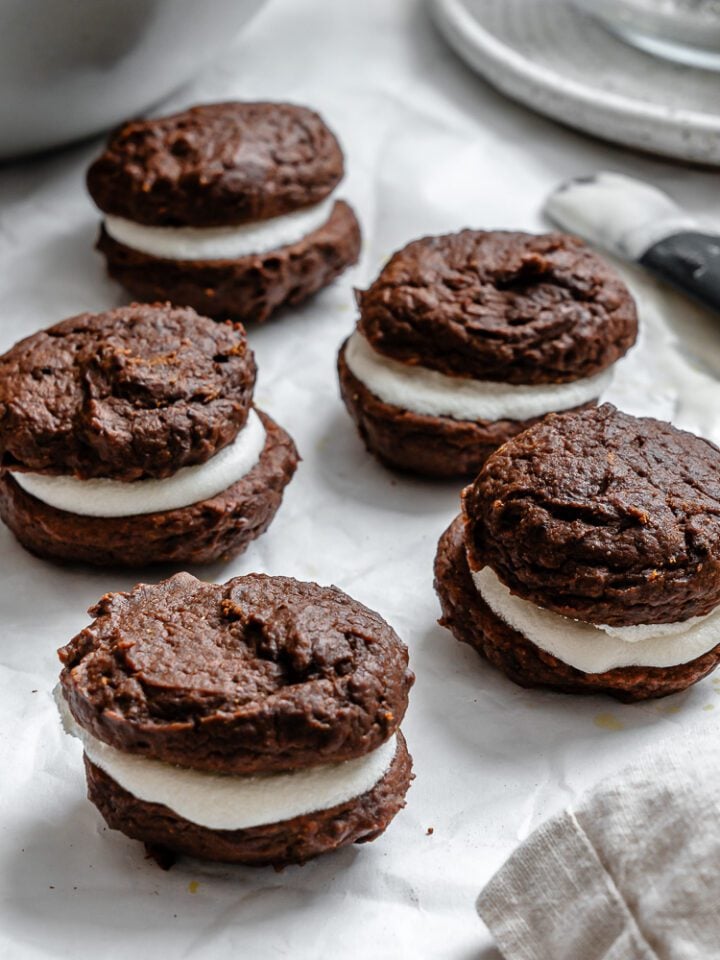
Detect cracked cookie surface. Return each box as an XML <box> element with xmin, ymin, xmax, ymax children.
<box><xmin>0</xmin><ymin>303</ymin><xmax>255</xmax><ymax>481</ymax></box>
<box><xmin>87</xmin><ymin>102</ymin><xmax>345</xmax><ymax>227</ymax></box>
<box><xmin>357</xmin><ymin>230</ymin><xmax>637</xmax><ymax>383</ymax></box>
<box><xmin>463</xmin><ymin>404</ymin><xmax>720</xmax><ymax>626</ymax></box>
<box><xmin>59</xmin><ymin>572</ymin><xmax>414</xmax><ymax>773</ymax></box>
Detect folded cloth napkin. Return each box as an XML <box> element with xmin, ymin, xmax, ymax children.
<box><xmin>477</xmin><ymin>727</ymin><xmax>720</xmax><ymax>960</ymax></box>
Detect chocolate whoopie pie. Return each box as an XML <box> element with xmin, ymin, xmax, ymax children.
<box><xmin>87</xmin><ymin>102</ymin><xmax>361</xmax><ymax>323</ymax></box>
<box><xmin>339</xmin><ymin>231</ymin><xmax>637</xmax><ymax>478</ymax></box>
<box><xmin>434</xmin><ymin>404</ymin><xmax>720</xmax><ymax>701</ymax></box>
<box><xmin>0</xmin><ymin>303</ymin><xmax>298</xmax><ymax>566</ymax></box>
<box><xmin>57</xmin><ymin>572</ymin><xmax>414</xmax><ymax>867</ymax></box>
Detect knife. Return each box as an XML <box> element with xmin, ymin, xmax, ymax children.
<box><xmin>545</xmin><ymin>172</ymin><xmax>720</xmax><ymax>314</ymax></box>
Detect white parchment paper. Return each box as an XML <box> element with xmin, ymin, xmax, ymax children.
<box><xmin>2</xmin><ymin>1</ymin><xmax>720</xmax><ymax>957</ymax></box>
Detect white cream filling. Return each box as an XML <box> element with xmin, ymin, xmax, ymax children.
<box><xmin>104</xmin><ymin>196</ymin><xmax>336</xmax><ymax>261</ymax></box>
<box><xmin>472</xmin><ymin>565</ymin><xmax>720</xmax><ymax>673</ymax></box>
<box><xmin>12</xmin><ymin>408</ymin><xmax>266</xmax><ymax>518</ymax></box>
<box><xmin>57</xmin><ymin>692</ymin><xmax>397</xmax><ymax>831</ymax></box>
<box><xmin>344</xmin><ymin>331</ymin><xmax>614</xmax><ymax>423</ymax></box>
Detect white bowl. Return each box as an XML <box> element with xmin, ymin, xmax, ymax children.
<box><xmin>0</xmin><ymin>0</ymin><xmax>268</xmax><ymax>159</ymax></box>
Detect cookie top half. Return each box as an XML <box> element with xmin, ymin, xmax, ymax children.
<box><xmin>357</xmin><ymin>231</ymin><xmax>637</xmax><ymax>385</ymax></box>
<box><xmin>87</xmin><ymin>102</ymin><xmax>345</xmax><ymax>228</ymax></box>
<box><xmin>59</xmin><ymin>573</ymin><xmax>413</xmax><ymax>774</ymax></box>
<box><xmin>463</xmin><ymin>405</ymin><xmax>720</xmax><ymax>626</ymax></box>
<box><xmin>0</xmin><ymin>303</ymin><xmax>255</xmax><ymax>481</ymax></box>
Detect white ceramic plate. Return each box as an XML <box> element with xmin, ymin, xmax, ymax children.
<box><xmin>430</xmin><ymin>0</ymin><xmax>720</xmax><ymax>165</ymax></box>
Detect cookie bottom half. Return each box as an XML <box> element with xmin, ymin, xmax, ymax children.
<box><xmin>434</xmin><ymin>516</ymin><xmax>720</xmax><ymax>702</ymax></box>
<box><xmin>338</xmin><ymin>343</ymin><xmax>594</xmax><ymax>480</ymax></box>
<box><xmin>97</xmin><ymin>200</ymin><xmax>361</xmax><ymax>324</ymax></box>
<box><xmin>84</xmin><ymin>733</ymin><xmax>413</xmax><ymax>868</ymax></box>
<box><xmin>0</xmin><ymin>410</ymin><xmax>298</xmax><ymax>567</ymax></box>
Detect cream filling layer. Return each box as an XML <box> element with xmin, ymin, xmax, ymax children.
<box><xmin>344</xmin><ymin>331</ymin><xmax>614</xmax><ymax>423</ymax></box>
<box><xmin>12</xmin><ymin>409</ymin><xmax>266</xmax><ymax>518</ymax></box>
<box><xmin>472</xmin><ymin>565</ymin><xmax>720</xmax><ymax>673</ymax></box>
<box><xmin>104</xmin><ymin>196</ymin><xmax>336</xmax><ymax>261</ymax></box>
<box><xmin>57</xmin><ymin>693</ymin><xmax>398</xmax><ymax>831</ymax></box>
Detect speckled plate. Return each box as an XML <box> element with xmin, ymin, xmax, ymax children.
<box><xmin>430</xmin><ymin>0</ymin><xmax>720</xmax><ymax>165</ymax></box>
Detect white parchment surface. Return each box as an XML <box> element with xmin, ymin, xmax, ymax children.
<box><xmin>1</xmin><ymin>1</ymin><xmax>720</xmax><ymax>957</ymax></box>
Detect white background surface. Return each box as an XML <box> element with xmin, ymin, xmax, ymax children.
<box><xmin>2</xmin><ymin>1</ymin><xmax>720</xmax><ymax>957</ymax></box>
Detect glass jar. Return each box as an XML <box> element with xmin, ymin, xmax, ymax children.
<box><xmin>573</xmin><ymin>0</ymin><xmax>720</xmax><ymax>69</ymax></box>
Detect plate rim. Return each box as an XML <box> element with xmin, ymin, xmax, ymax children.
<box><xmin>430</xmin><ymin>0</ymin><xmax>720</xmax><ymax>152</ymax></box>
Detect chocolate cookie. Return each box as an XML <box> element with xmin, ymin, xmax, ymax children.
<box><xmin>435</xmin><ymin>405</ymin><xmax>720</xmax><ymax>700</ymax></box>
<box><xmin>339</xmin><ymin>231</ymin><xmax>636</xmax><ymax>478</ymax></box>
<box><xmin>0</xmin><ymin>305</ymin><xmax>297</xmax><ymax>567</ymax></box>
<box><xmin>58</xmin><ymin>572</ymin><xmax>414</xmax><ymax>866</ymax></box>
<box><xmin>0</xmin><ymin>302</ymin><xmax>254</xmax><ymax>481</ymax></box>
<box><xmin>464</xmin><ymin>404</ymin><xmax>720</xmax><ymax>626</ymax></box>
<box><xmin>357</xmin><ymin>231</ymin><xmax>636</xmax><ymax>383</ymax></box>
<box><xmin>87</xmin><ymin>102</ymin><xmax>345</xmax><ymax>228</ymax></box>
<box><xmin>88</xmin><ymin>102</ymin><xmax>361</xmax><ymax>323</ymax></box>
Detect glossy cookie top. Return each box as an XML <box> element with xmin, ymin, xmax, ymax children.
<box><xmin>87</xmin><ymin>101</ymin><xmax>345</xmax><ymax>227</ymax></box>
<box><xmin>59</xmin><ymin>572</ymin><xmax>413</xmax><ymax>774</ymax></box>
<box><xmin>0</xmin><ymin>303</ymin><xmax>255</xmax><ymax>481</ymax></box>
<box><xmin>463</xmin><ymin>404</ymin><xmax>720</xmax><ymax>626</ymax></box>
<box><xmin>357</xmin><ymin>230</ymin><xmax>637</xmax><ymax>385</ymax></box>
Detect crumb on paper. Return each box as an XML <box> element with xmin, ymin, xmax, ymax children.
<box><xmin>426</xmin><ymin>827</ymin><xmax>434</xmax><ymax>836</ymax></box>
<box><xmin>188</xmin><ymin>881</ymin><xmax>200</xmax><ymax>894</ymax></box>
<box><xmin>703</xmin><ymin>704</ymin><xmax>715</xmax><ymax>712</ymax></box>
<box><xmin>594</xmin><ymin>713</ymin><xmax>624</xmax><ymax>732</ymax></box>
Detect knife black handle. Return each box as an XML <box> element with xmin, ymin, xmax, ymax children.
<box><xmin>639</xmin><ymin>232</ymin><xmax>720</xmax><ymax>315</ymax></box>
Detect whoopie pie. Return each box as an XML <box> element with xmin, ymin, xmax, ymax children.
<box><xmin>87</xmin><ymin>102</ymin><xmax>361</xmax><ymax>324</ymax></box>
<box><xmin>0</xmin><ymin>303</ymin><xmax>297</xmax><ymax>566</ymax></box>
<box><xmin>339</xmin><ymin>230</ymin><xmax>637</xmax><ymax>478</ymax></box>
<box><xmin>435</xmin><ymin>404</ymin><xmax>720</xmax><ymax>701</ymax></box>
<box><xmin>57</xmin><ymin>572</ymin><xmax>414</xmax><ymax>867</ymax></box>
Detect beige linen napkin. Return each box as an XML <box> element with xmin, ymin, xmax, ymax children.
<box><xmin>477</xmin><ymin>728</ymin><xmax>720</xmax><ymax>960</ymax></box>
